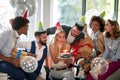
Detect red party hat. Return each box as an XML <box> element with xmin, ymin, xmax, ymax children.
<box><xmin>55</xmin><ymin>22</ymin><xmax>62</xmax><ymax>30</ymax></box>
<box><xmin>23</xmin><ymin>10</ymin><xmax>28</xmax><ymax>19</ymax></box>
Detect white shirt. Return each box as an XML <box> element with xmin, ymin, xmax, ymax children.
<box><xmin>0</xmin><ymin>30</ymin><xmax>19</xmax><ymax>59</ymax></box>
<box><xmin>17</xmin><ymin>40</ymin><xmax>46</xmax><ymax>61</ymax></box>
<box><xmin>66</xmin><ymin>30</ymin><xmax>75</xmax><ymax>43</ymax></box>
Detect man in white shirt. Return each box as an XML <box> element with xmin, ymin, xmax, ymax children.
<box><xmin>0</xmin><ymin>16</ymin><xmax>37</xmax><ymax>80</ymax></box>
<box><xmin>17</xmin><ymin>30</ymin><xmax>48</xmax><ymax>80</ymax></box>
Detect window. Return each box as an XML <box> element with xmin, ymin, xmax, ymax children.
<box><xmin>85</xmin><ymin>0</ymin><xmax>115</xmax><ymax>34</ymax></box>
<box><xmin>118</xmin><ymin>1</ymin><xmax>120</xmax><ymax>24</ymax></box>
<box><xmin>86</xmin><ymin>0</ymin><xmax>114</xmax><ymax>21</ymax></box>
<box><xmin>0</xmin><ymin>0</ymin><xmax>14</xmax><ymax>33</ymax></box>
<box><xmin>53</xmin><ymin>0</ymin><xmax>82</xmax><ymax>26</ymax></box>
<box><xmin>0</xmin><ymin>0</ymin><xmax>36</xmax><ymax>41</ymax></box>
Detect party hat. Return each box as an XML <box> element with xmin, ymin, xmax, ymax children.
<box><xmin>75</xmin><ymin>16</ymin><xmax>86</xmax><ymax>31</ymax></box>
<box><xmin>38</xmin><ymin>21</ymin><xmax>44</xmax><ymax>32</ymax></box>
<box><xmin>23</xmin><ymin>10</ymin><xmax>28</xmax><ymax>19</ymax></box>
<box><xmin>56</xmin><ymin>22</ymin><xmax>63</xmax><ymax>30</ymax></box>
<box><xmin>79</xmin><ymin>16</ymin><xmax>86</xmax><ymax>26</ymax></box>
<box><xmin>54</xmin><ymin>22</ymin><xmax>64</xmax><ymax>35</ymax></box>
<box><xmin>34</xmin><ymin>21</ymin><xmax>45</xmax><ymax>36</ymax></box>
<box><xmin>99</xmin><ymin>11</ymin><xmax>106</xmax><ymax>18</ymax></box>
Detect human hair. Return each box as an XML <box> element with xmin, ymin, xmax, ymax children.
<box><xmin>75</xmin><ymin>22</ymin><xmax>84</xmax><ymax>31</ymax></box>
<box><xmin>12</xmin><ymin>16</ymin><xmax>29</xmax><ymax>30</ymax></box>
<box><xmin>90</xmin><ymin>15</ymin><xmax>105</xmax><ymax>32</ymax></box>
<box><xmin>34</xmin><ymin>31</ymin><xmax>40</xmax><ymax>37</ymax></box>
<box><xmin>105</xmin><ymin>19</ymin><xmax>120</xmax><ymax>39</ymax></box>
<box><xmin>54</xmin><ymin>30</ymin><xmax>66</xmax><ymax>43</ymax></box>
<box><xmin>34</xmin><ymin>31</ymin><xmax>46</xmax><ymax>37</ymax></box>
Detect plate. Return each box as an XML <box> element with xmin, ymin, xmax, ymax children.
<box><xmin>57</xmin><ymin>57</ymin><xmax>73</xmax><ymax>60</ymax></box>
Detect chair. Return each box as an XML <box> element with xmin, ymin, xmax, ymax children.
<box><xmin>44</xmin><ymin>66</ymin><xmax>62</xmax><ymax>80</ymax></box>
<box><xmin>44</xmin><ymin>64</ymin><xmax>84</xmax><ymax>80</ymax></box>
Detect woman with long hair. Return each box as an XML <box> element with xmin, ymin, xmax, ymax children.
<box><xmin>87</xmin><ymin>19</ymin><xmax>120</xmax><ymax>80</ymax></box>
<box><xmin>49</xmin><ymin>29</ymin><xmax>75</xmax><ymax>80</ymax></box>
<box><xmin>85</xmin><ymin>15</ymin><xmax>105</xmax><ymax>57</ymax></box>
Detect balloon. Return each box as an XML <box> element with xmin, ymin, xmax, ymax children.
<box><xmin>90</xmin><ymin>57</ymin><xmax>108</xmax><ymax>79</ymax></box>
<box><xmin>9</xmin><ymin>0</ymin><xmax>26</xmax><ymax>7</ymax></box>
<box><xmin>85</xmin><ymin>9</ymin><xmax>100</xmax><ymax>24</ymax></box>
<box><xmin>14</xmin><ymin>4</ymin><xmax>28</xmax><ymax>17</ymax></box>
<box><xmin>25</xmin><ymin>0</ymin><xmax>38</xmax><ymax>16</ymax></box>
<box><xmin>20</xmin><ymin>56</ymin><xmax>38</xmax><ymax>73</ymax></box>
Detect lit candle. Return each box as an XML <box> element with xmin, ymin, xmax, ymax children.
<box><xmin>63</xmin><ymin>49</ymin><xmax>68</xmax><ymax>54</ymax></box>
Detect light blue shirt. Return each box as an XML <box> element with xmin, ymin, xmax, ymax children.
<box><xmin>102</xmin><ymin>36</ymin><xmax>120</xmax><ymax>61</ymax></box>
<box><xmin>93</xmin><ymin>31</ymin><xmax>99</xmax><ymax>51</ymax></box>
<box><xmin>0</xmin><ymin>30</ymin><xmax>19</xmax><ymax>60</ymax></box>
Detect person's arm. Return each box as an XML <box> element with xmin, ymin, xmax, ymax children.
<box><xmin>111</xmin><ymin>40</ymin><xmax>120</xmax><ymax>62</ymax></box>
<box><xmin>0</xmin><ymin>53</ymin><xmax>20</xmax><ymax>67</ymax></box>
<box><xmin>0</xmin><ymin>31</ymin><xmax>20</xmax><ymax>67</ymax></box>
<box><xmin>98</xmin><ymin>33</ymin><xmax>105</xmax><ymax>57</ymax></box>
<box><xmin>83</xmin><ymin>24</ymin><xmax>91</xmax><ymax>39</ymax></box>
<box><xmin>102</xmin><ymin>38</ymin><xmax>109</xmax><ymax>60</ymax></box>
<box><xmin>63</xmin><ymin>43</ymin><xmax>73</xmax><ymax>65</ymax></box>
<box><xmin>17</xmin><ymin>41</ymin><xmax>36</xmax><ymax>57</ymax></box>
<box><xmin>49</xmin><ymin>44</ymin><xmax>60</xmax><ymax>64</ymax></box>
<box><xmin>65</xmin><ymin>43</ymin><xmax>71</xmax><ymax>52</ymax></box>
<box><xmin>46</xmin><ymin>26</ymin><xmax>56</xmax><ymax>35</ymax></box>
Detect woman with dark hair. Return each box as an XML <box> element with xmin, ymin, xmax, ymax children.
<box><xmin>87</xmin><ymin>19</ymin><xmax>120</xmax><ymax>80</ymax></box>
<box><xmin>85</xmin><ymin>15</ymin><xmax>105</xmax><ymax>57</ymax></box>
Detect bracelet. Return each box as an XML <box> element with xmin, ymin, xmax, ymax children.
<box><xmin>17</xmin><ymin>50</ymin><xmax>22</xmax><ymax>59</ymax></box>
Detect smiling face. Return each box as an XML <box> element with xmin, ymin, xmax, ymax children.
<box><xmin>91</xmin><ymin>21</ymin><xmax>100</xmax><ymax>33</ymax></box>
<box><xmin>39</xmin><ymin>32</ymin><xmax>47</xmax><ymax>45</ymax></box>
<box><xmin>71</xmin><ymin>26</ymin><xmax>81</xmax><ymax>37</ymax></box>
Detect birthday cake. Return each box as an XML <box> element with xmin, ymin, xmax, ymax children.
<box><xmin>60</xmin><ymin>53</ymin><xmax>71</xmax><ymax>58</ymax></box>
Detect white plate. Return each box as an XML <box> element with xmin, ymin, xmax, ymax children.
<box><xmin>57</xmin><ymin>57</ymin><xmax>73</xmax><ymax>60</ymax></box>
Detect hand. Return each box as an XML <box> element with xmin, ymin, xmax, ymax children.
<box><xmin>84</xmin><ymin>24</ymin><xmax>87</xmax><ymax>33</ymax></box>
<box><xmin>27</xmin><ymin>52</ymin><xmax>36</xmax><ymax>58</ymax></box>
<box><xmin>58</xmin><ymin>44</ymin><xmax>62</xmax><ymax>49</ymax></box>
<box><xmin>9</xmin><ymin>57</ymin><xmax>20</xmax><ymax>67</ymax></box>
<box><xmin>108</xmin><ymin>59</ymin><xmax>112</xmax><ymax>64</ymax></box>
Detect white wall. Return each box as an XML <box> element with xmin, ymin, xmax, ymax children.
<box><xmin>28</xmin><ymin>0</ymin><xmax>53</xmax><ymax>41</ymax></box>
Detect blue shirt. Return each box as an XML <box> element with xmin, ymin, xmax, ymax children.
<box><xmin>102</xmin><ymin>36</ymin><xmax>120</xmax><ymax>61</ymax></box>
<box><xmin>0</xmin><ymin>30</ymin><xmax>19</xmax><ymax>60</ymax></box>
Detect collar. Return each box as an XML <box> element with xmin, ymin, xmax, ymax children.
<box><xmin>94</xmin><ymin>30</ymin><xmax>100</xmax><ymax>37</ymax></box>
<box><xmin>35</xmin><ymin>41</ymin><xmax>46</xmax><ymax>49</ymax></box>
<box><xmin>15</xmin><ymin>30</ymin><xmax>20</xmax><ymax>40</ymax></box>
<box><xmin>69</xmin><ymin>30</ymin><xmax>75</xmax><ymax>38</ymax></box>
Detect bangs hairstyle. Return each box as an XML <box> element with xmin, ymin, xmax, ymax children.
<box><xmin>12</xmin><ymin>16</ymin><xmax>29</xmax><ymax>30</ymax></box>
<box><xmin>105</xmin><ymin>19</ymin><xmax>120</xmax><ymax>39</ymax></box>
<box><xmin>55</xmin><ymin>30</ymin><xmax>66</xmax><ymax>38</ymax></box>
<box><xmin>90</xmin><ymin>16</ymin><xmax>105</xmax><ymax>32</ymax></box>
<box><xmin>54</xmin><ymin>30</ymin><xmax>66</xmax><ymax>43</ymax></box>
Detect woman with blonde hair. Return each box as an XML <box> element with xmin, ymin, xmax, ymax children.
<box><xmin>49</xmin><ymin>27</ymin><xmax>75</xmax><ymax>80</ymax></box>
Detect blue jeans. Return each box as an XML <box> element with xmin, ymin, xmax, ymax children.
<box><xmin>0</xmin><ymin>61</ymin><xmax>37</xmax><ymax>80</ymax></box>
